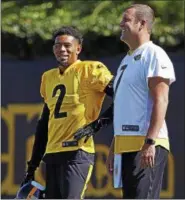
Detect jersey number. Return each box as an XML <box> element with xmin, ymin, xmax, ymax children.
<box><xmin>114</xmin><ymin>64</ymin><xmax>127</xmax><ymax>98</ymax></box>
<box><xmin>52</xmin><ymin>84</ymin><xmax>67</xmax><ymax>118</ymax></box>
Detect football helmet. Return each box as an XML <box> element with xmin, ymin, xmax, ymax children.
<box><xmin>15</xmin><ymin>181</ymin><xmax>45</xmax><ymax>199</ymax></box>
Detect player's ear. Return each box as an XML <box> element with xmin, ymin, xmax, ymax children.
<box><xmin>52</xmin><ymin>45</ymin><xmax>55</xmax><ymax>55</ymax></box>
<box><xmin>76</xmin><ymin>44</ymin><xmax>82</xmax><ymax>55</ymax></box>
<box><xmin>139</xmin><ymin>19</ymin><xmax>146</xmax><ymax>30</ymax></box>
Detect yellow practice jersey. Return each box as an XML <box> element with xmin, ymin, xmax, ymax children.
<box><xmin>40</xmin><ymin>60</ymin><xmax>113</xmax><ymax>154</ymax></box>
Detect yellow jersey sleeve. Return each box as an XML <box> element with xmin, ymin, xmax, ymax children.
<box><xmin>81</xmin><ymin>61</ymin><xmax>113</xmax><ymax>92</ymax></box>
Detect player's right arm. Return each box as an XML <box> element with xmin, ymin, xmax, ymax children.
<box><xmin>21</xmin><ymin>103</ymin><xmax>49</xmax><ymax>186</ymax></box>
<box><xmin>21</xmin><ymin>73</ymin><xmax>49</xmax><ymax>186</ymax></box>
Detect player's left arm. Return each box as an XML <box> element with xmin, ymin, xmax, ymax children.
<box><xmin>140</xmin><ymin>48</ymin><xmax>176</xmax><ymax>168</ymax></box>
<box><xmin>140</xmin><ymin>77</ymin><xmax>170</xmax><ymax>168</ymax></box>
<box><xmin>74</xmin><ymin>102</ymin><xmax>113</xmax><ymax>142</ymax></box>
<box><xmin>74</xmin><ymin>65</ymin><xmax>114</xmax><ymax>142</ymax></box>
<box><xmin>142</xmin><ymin>49</ymin><xmax>176</xmax><ymax>143</ymax></box>
<box><xmin>147</xmin><ymin>77</ymin><xmax>170</xmax><ymax>140</ymax></box>
<box><xmin>104</xmin><ymin>77</ymin><xmax>114</xmax><ymax>98</ymax></box>
<box><xmin>74</xmin><ymin>78</ymin><xmax>114</xmax><ymax>142</ymax></box>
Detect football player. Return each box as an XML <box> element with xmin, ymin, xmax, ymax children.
<box><xmin>21</xmin><ymin>26</ymin><xmax>114</xmax><ymax>199</ymax></box>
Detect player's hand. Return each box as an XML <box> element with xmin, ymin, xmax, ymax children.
<box><xmin>106</xmin><ymin>150</ymin><xmax>114</xmax><ymax>174</ymax></box>
<box><xmin>21</xmin><ymin>171</ymin><xmax>35</xmax><ymax>186</ymax></box>
<box><xmin>74</xmin><ymin>118</ymin><xmax>111</xmax><ymax>142</ymax></box>
<box><xmin>140</xmin><ymin>144</ymin><xmax>156</xmax><ymax>168</ymax></box>
<box><xmin>21</xmin><ymin>161</ymin><xmax>36</xmax><ymax>186</ymax></box>
<box><xmin>74</xmin><ymin>124</ymin><xmax>97</xmax><ymax>143</ymax></box>
<box><xmin>74</xmin><ymin>120</ymin><xmax>101</xmax><ymax>142</ymax></box>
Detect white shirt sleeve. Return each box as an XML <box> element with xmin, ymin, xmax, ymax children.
<box><xmin>145</xmin><ymin>48</ymin><xmax>176</xmax><ymax>85</ymax></box>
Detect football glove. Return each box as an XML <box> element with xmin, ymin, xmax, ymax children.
<box><xmin>74</xmin><ymin>117</ymin><xmax>111</xmax><ymax>142</ymax></box>
<box><xmin>21</xmin><ymin>161</ymin><xmax>36</xmax><ymax>187</ymax></box>
<box><xmin>16</xmin><ymin>181</ymin><xmax>45</xmax><ymax>199</ymax></box>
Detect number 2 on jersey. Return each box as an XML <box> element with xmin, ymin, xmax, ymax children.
<box><xmin>52</xmin><ymin>84</ymin><xmax>67</xmax><ymax>118</ymax></box>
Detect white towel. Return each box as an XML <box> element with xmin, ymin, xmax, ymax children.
<box><xmin>113</xmin><ymin>154</ymin><xmax>123</xmax><ymax>188</ymax></box>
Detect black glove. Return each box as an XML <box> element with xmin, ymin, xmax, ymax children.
<box><xmin>74</xmin><ymin>117</ymin><xmax>111</xmax><ymax>143</ymax></box>
<box><xmin>21</xmin><ymin>161</ymin><xmax>36</xmax><ymax>186</ymax></box>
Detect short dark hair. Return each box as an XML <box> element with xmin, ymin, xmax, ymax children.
<box><xmin>53</xmin><ymin>26</ymin><xmax>83</xmax><ymax>45</ymax></box>
<box><xmin>126</xmin><ymin>4</ymin><xmax>154</xmax><ymax>34</ymax></box>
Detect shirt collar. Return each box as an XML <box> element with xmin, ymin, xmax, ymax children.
<box><xmin>58</xmin><ymin>59</ymin><xmax>81</xmax><ymax>75</ymax></box>
<box><xmin>127</xmin><ymin>41</ymin><xmax>152</xmax><ymax>56</ymax></box>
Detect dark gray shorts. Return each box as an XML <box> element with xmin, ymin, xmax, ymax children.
<box><xmin>43</xmin><ymin>150</ymin><xmax>94</xmax><ymax>199</ymax></box>
<box><xmin>121</xmin><ymin>146</ymin><xmax>168</xmax><ymax>199</ymax></box>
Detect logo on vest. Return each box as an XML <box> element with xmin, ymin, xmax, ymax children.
<box><xmin>122</xmin><ymin>125</ymin><xmax>139</xmax><ymax>131</ymax></box>
<box><xmin>161</xmin><ymin>65</ymin><xmax>167</xmax><ymax>69</ymax></box>
<box><xmin>134</xmin><ymin>54</ymin><xmax>141</xmax><ymax>61</ymax></box>
<box><xmin>121</xmin><ymin>64</ymin><xmax>127</xmax><ymax>70</ymax></box>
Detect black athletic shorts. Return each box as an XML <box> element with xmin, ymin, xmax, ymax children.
<box><xmin>121</xmin><ymin>146</ymin><xmax>168</xmax><ymax>199</ymax></box>
<box><xmin>43</xmin><ymin>149</ymin><xmax>95</xmax><ymax>199</ymax></box>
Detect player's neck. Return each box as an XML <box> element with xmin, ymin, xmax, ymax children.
<box><xmin>59</xmin><ymin>65</ymin><xmax>68</xmax><ymax>74</ymax></box>
<box><xmin>59</xmin><ymin>60</ymin><xmax>80</xmax><ymax>74</ymax></box>
<box><xmin>129</xmin><ymin>35</ymin><xmax>150</xmax><ymax>51</ymax></box>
